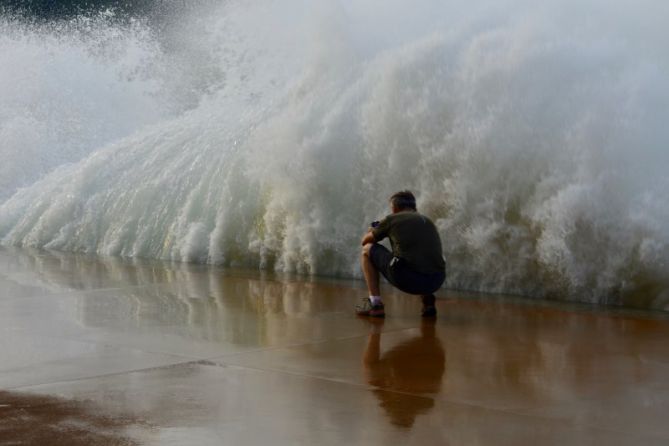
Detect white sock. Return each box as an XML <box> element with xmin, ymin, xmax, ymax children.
<box><xmin>369</xmin><ymin>295</ymin><xmax>382</xmax><ymax>305</ymax></box>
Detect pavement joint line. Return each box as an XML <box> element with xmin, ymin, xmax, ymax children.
<box><xmin>2</xmin><ymin>323</ymin><xmax>423</xmax><ymax>392</ymax></box>
<box><xmin>6</xmin><ymin>355</ymin><xmax>552</xmax><ymax>427</ymax></box>
<box><xmin>180</xmin><ymin>360</ymin><xmax>669</xmax><ymax>442</ymax></box>
<box><xmin>237</xmin><ymin>363</ymin><xmax>669</xmax><ymax>442</ymax></box>
<box><xmin>5</xmin><ymin>358</ymin><xmax>203</xmax><ymax>392</ymax></box>
<box><xmin>6</xmin><ymin>355</ymin><xmax>669</xmax><ymax>443</ymax></box>
<box><xmin>3</xmin><ymin>339</ymin><xmax>669</xmax><ymax>438</ymax></box>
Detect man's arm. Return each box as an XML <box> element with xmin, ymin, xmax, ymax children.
<box><xmin>362</xmin><ymin>217</ymin><xmax>390</xmax><ymax>245</ymax></box>
<box><xmin>361</xmin><ymin>230</ymin><xmax>375</xmax><ymax>246</ymax></box>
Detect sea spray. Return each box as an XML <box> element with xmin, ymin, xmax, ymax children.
<box><xmin>0</xmin><ymin>12</ymin><xmax>170</xmax><ymax>200</ymax></box>
<box><xmin>1</xmin><ymin>0</ymin><xmax>668</xmax><ymax>308</ymax></box>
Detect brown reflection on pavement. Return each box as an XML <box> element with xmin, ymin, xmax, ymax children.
<box><xmin>0</xmin><ymin>391</ymin><xmax>145</xmax><ymax>445</ymax></box>
<box><xmin>363</xmin><ymin>320</ymin><xmax>446</xmax><ymax>428</ymax></box>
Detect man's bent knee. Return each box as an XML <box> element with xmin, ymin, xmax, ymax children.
<box><xmin>362</xmin><ymin>243</ymin><xmax>375</xmax><ymax>257</ymax></box>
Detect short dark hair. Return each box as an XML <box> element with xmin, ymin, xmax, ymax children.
<box><xmin>389</xmin><ymin>190</ymin><xmax>416</xmax><ymax>211</ymax></box>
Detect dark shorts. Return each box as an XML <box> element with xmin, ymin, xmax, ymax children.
<box><xmin>369</xmin><ymin>244</ymin><xmax>445</xmax><ymax>295</ymax></box>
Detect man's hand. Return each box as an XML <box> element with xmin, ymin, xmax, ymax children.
<box><xmin>361</xmin><ymin>231</ymin><xmax>375</xmax><ymax>246</ymax></box>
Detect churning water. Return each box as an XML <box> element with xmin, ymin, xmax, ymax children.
<box><xmin>1</xmin><ymin>0</ymin><xmax>668</xmax><ymax>308</ymax></box>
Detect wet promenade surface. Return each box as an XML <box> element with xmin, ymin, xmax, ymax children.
<box><xmin>2</xmin><ymin>247</ymin><xmax>669</xmax><ymax>445</ymax></box>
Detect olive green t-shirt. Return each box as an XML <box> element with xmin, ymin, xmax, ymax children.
<box><xmin>372</xmin><ymin>210</ymin><xmax>446</xmax><ymax>275</ymax></box>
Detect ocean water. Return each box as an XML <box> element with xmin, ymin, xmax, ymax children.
<box><xmin>1</xmin><ymin>0</ymin><xmax>668</xmax><ymax>309</ymax></box>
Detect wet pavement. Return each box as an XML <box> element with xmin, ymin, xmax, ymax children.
<box><xmin>2</xmin><ymin>247</ymin><xmax>669</xmax><ymax>445</ymax></box>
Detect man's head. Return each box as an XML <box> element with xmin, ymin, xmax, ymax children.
<box><xmin>389</xmin><ymin>190</ymin><xmax>417</xmax><ymax>213</ymax></box>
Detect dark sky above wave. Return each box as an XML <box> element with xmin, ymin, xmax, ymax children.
<box><xmin>2</xmin><ymin>0</ymin><xmax>158</xmax><ymax>19</ymax></box>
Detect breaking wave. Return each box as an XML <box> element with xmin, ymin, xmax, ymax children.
<box><xmin>1</xmin><ymin>0</ymin><xmax>668</xmax><ymax>309</ymax></box>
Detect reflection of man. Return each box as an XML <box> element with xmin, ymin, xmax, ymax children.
<box><xmin>357</xmin><ymin>191</ymin><xmax>446</xmax><ymax>318</ymax></box>
<box><xmin>363</xmin><ymin>320</ymin><xmax>445</xmax><ymax>428</ymax></box>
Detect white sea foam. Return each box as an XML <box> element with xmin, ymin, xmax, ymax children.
<box><xmin>1</xmin><ymin>0</ymin><xmax>668</xmax><ymax>308</ymax></box>
<box><xmin>0</xmin><ymin>13</ymin><xmax>170</xmax><ymax>200</ymax></box>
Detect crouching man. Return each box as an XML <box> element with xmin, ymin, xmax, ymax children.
<box><xmin>357</xmin><ymin>191</ymin><xmax>446</xmax><ymax>318</ymax></box>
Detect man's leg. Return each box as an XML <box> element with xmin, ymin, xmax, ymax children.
<box><xmin>361</xmin><ymin>243</ymin><xmax>380</xmax><ymax>296</ymax></box>
<box><xmin>383</xmin><ymin>265</ymin><xmax>444</xmax><ymax>318</ymax></box>
<box><xmin>356</xmin><ymin>243</ymin><xmax>387</xmax><ymax>317</ymax></box>
<box><xmin>421</xmin><ymin>294</ymin><xmax>437</xmax><ymax>318</ymax></box>
<box><xmin>419</xmin><ymin>272</ymin><xmax>444</xmax><ymax>318</ymax></box>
